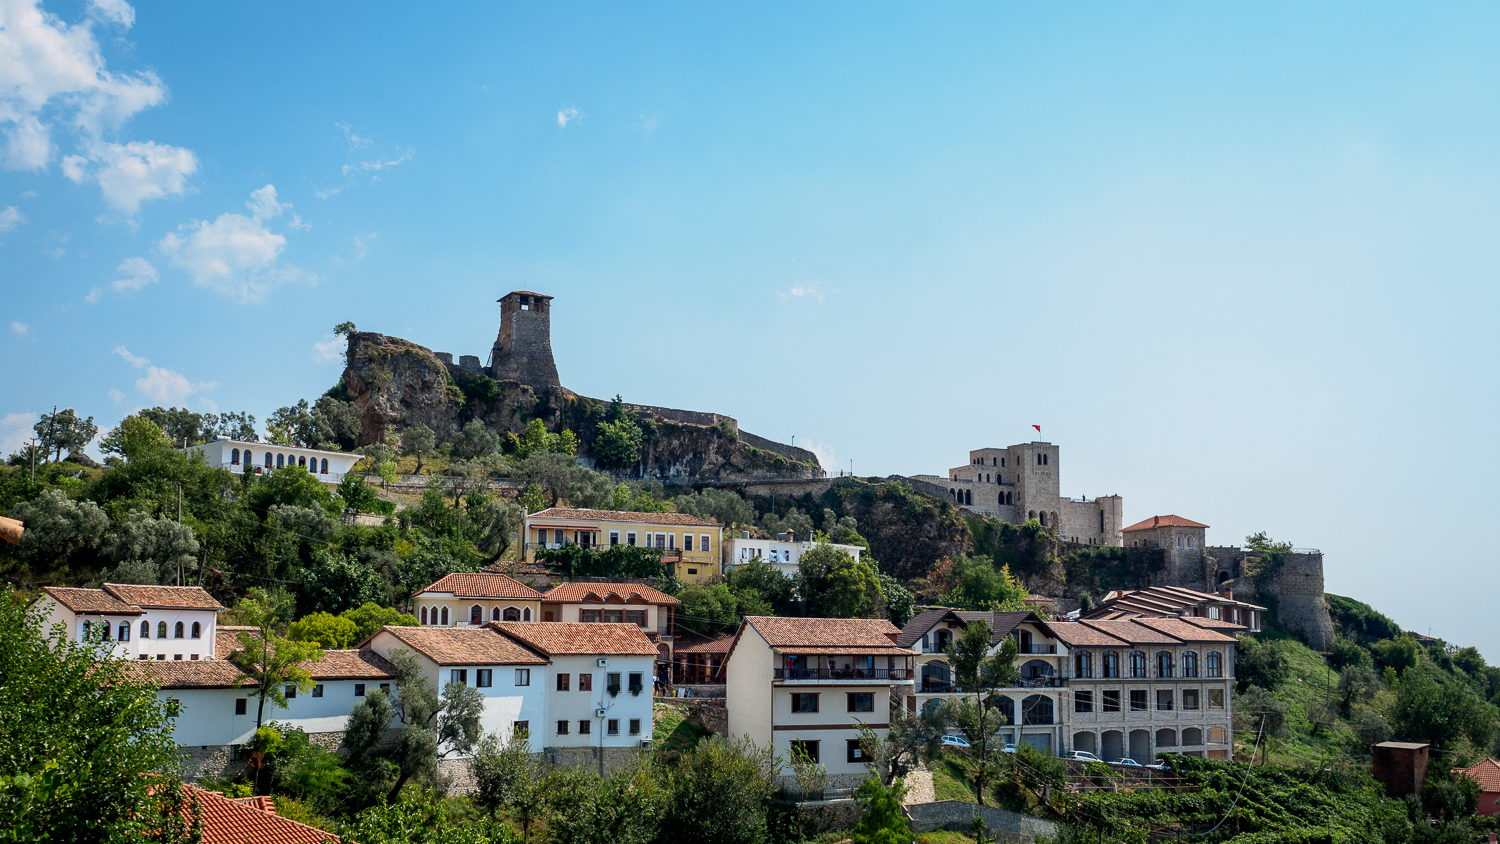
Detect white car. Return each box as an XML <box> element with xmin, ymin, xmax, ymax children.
<box><xmin>1001</xmin><ymin>743</ymin><xmax>1017</xmax><ymax>754</ymax></box>
<box><xmin>1146</xmin><ymin>761</ymin><xmax>1170</xmax><ymax>771</ymax></box>
<box><xmin>940</xmin><ymin>734</ymin><xmax>971</xmax><ymax>748</ymax></box>
<box><xmin>1064</xmin><ymin>751</ymin><xmax>1102</xmax><ymax>763</ymax></box>
<box><xmin>1114</xmin><ymin>758</ymin><xmax>1142</xmax><ymax>767</ymax></box>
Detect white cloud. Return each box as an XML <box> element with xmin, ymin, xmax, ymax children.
<box><xmin>0</xmin><ymin>0</ymin><xmax>194</xmax><ymax>213</ymax></box>
<box><xmin>336</xmin><ymin>122</ymin><xmax>371</xmax><ymax>149</ymax></box>
<box><xmin>777</xmin><ymin>283</ymin><xmax>828</xmax><ymax>303</ymax></box>
<box><xmin>108</xmin><ymin>255</ymin><xmax>156</xmax><ymax>292</ymax></box>
<box><xmin>0</xmin><ymin>411</ymin><xmax>38</xmax><ymax>456</ymax></box>
<box><xmin>0</xmin><ymin>205</ymin><xmax>24</xmax><ymax>232</ymax></box>
<box><xmin>312</xmin><ymin>335</ymin><xmax>343</xmax><ymax>363</ymax></box>
<box><xmin>85</xmin><ymin>285</ymin><xmax>103</xmax><ymax>303</ymax></box>
<box><xmin>353</xmin><ymin>232</ymin><xmax>376</xmax><ymax>259</ymax></box>
<box><xmin>557</xmin><ymin>108</ymin><xmax>580</xmax><ymax>128</ymax></box>
<box><xmin>340</xmin><ymin>149</ymin><xmax>412</xmax><ymax>177</ymax></box>
<box><xmin>158</xmin><ymin>184</ymin><xmax>316</xmax><ymax>303</ymax></box>
<box><xmin>10</xmin><ymin>321</ymin><xmax>30</xmax><ymax>336</ymax></box>
<box><xmin>108</xmin><ymin>387</ymin><xmax>123</xmax><ymax>403</ymax></box>
<box><xmin>113</xmin><ymin>345</ymin><xmax>215</xmax><ymax>405</ymax></box>
<box><xmin>86</xmin><ymin>0</ymin><xmax>133</xmax><ymax>28</ymax></box>
<box><xmin>21</xmin><ymin>189</ymin><xmax>37</xmax><ymax>197</ymax></box>
<box><xmin>638</xmin><ymin>113</ymin><xmax>659</xmax><ymax>134</ymax></box>
<box><xmin>800</xmin><ymin>439</ymin><xmax>843</xmax><ymax>474</ymax></box>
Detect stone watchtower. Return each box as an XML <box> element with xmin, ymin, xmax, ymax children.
<box><xmin>488</xmin><ymin>291</ymin><xmax>562</xmax><ymax>392</ymax></box>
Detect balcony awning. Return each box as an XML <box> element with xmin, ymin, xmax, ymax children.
<box><xmin>533</xmin><ymin>525</ymin><xmax>602</xmax><ymax>532</ymax></box>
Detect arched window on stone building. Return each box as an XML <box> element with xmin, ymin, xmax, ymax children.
<box><xmin>1155</xmin><ymin>651</ymin><xmax>1173</xmax><ymax>678</ymax></box>
<box><xmin>1074</xmin><ymin>650</ymin><xmax>1092</xmax><ymax>679</ymax></box>
<box><xmin>440</xmin><ymin>607</ymin><xmax>449</xmax><ymax>625</ymax></box>
<box><xmin>1206</xmin><ymin>651</ymin><xmax>1223</xmax><ymax>678</ymax></box>
<box><xmin>1128</xmin><ymin>650</ymin><xmax>1146</xmax><ymax>678</ymax></box>
<box><xmin>1102</xmin><ymin>650</ymin><xmax>1120</xmax><ymax>678</ymax></box>
<box><xmin>1182</xmin><ymin>651</ymin><xmax>1198</xmax><ymax>678</ymax></box>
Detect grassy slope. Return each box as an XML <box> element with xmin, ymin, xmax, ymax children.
<box><xmin>1236</xmin><ymin>632</ymin><xmax>1380</xmax><ymax>767</ymax></box>
<box><xmin>652</xmin><ymin>701</ymin><xmax>712</xmax><ymax>756</ymax></box>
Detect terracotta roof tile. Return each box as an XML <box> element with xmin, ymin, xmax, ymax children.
<box><xmin>308</xmin><ymin>649</ymin><xmax>398</xmax><ymax>679</ymax></box>
<box><xmin>1456</xmin><ymin>759</ymin><xmax>1500</xmax><ymax>793</ymax></box>
<box><xmin>416</xmin><ymin>572</ymin><xmax>546</xmax><ymax>600</ymax></box>
<box><xmin>542</xmin><ymin>582</ymin><xmax>681</xmax><ymax>605</ymax></box>
<box><xmin>673</xmin><ymin>632</ymin><xmax>735</xmax><ymax>654</ymax></box>
<box><xmin>1078</xmin><ymin>619</ymin><xmax>1187</xmax><ymax>645</ymax></box>
<box><xmin>895</xmin><ymin>609</ymin><xmax>1035</xmax><ymax>648</ymax></box>
<box><xmin>1046</xmin><ymin>622</ymin><xmax>1129</xmax><ymax>648</ymax></box>
<box><xmin>126</xmin><ymin>659</ymin><xmax>255</xmax><ymax>689</ymax></box>
<box><xmin>1083</xmin><ymin>585</ymin><xmax>1265</xmax><ymax>619</ymax></box>
<box><xmin>215</xmin><ymin>626</ymin><xmax>256</xmax><ymax>659</ymax></box>
<box><xmin>530</xmin><ymin>507</ymin><xmax>722</xmax><ymax>527</ymax></box>
<box><xmin>186</xmin><ymin>783</ymin><xmax>340</xmax><ymax>843</ymax></box>
<box><xmin>1121</xmin><ymin>515</ymin><xmax>1209</xmax><ymax>532</ymax></box>
<box><xmin>492</xmin><ymin>621</ymin><xmax>658</xmax><ymax>656</ymax></box>
<box><xmin>40</xmin><ymin>586</ymin><xmax>143</xmax><ymax>615</ymax></box>
<box><xmin>102</xmin><ymin>584</ymin><xmax>226</xmax><ymax>611</ymax></box>
<box><xmin>376</xmin><ymin>626</ymin><xmax>548</xmax><ymax>666</ymax></box>
<box><xmin>1130</xmin><ymin>617</ymin><xmax>1239</xmax><ymax>643</ymax></box>
<box><xmin>745</xmin><ymin>616</ymin><xmax>903</xmax><ymax>651</ymax></box>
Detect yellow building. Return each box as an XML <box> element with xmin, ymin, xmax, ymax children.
<box><xmin>524</xmin><ymin>507</ymin><xmax>725</xmax><ymax>584</ymax></box>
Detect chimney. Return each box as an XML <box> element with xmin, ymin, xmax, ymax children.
<box><xmin>1221</xmin><ymin>586</ymin><xmax>1233</xmax><ymax>602</ymax></box>
<box><xmin>742</xmin><ymin>530</ymin><xmax>749</xmax><ymax>540</ymax></box>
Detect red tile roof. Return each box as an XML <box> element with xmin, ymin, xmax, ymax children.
<box><xmin>1130</xmin><ymin>617</ymin><xmax>1239</xmax><ymax>644</ymax></box>
<box><xmin>744</xmin><ymin>616</ymin><xmax>903</xmax><ymax>651</ymax></box>
<box><xmin>1046</xmin><ymin>622</ymin><xmax>1129</xmax><ymax>648</ymax></box>
<box><xmin>40</xmin><ymin>586</ymin><xmax>143</xmax><ymax>615</ymax></box>
<box><xmin>308</xmin><ymin>649</ymin><xmax>398</xmax><ymax>680</ymax></box>
<box><xmin>416</xmin><ymin>573</ymin><xmax>545</xmax><ymax>600</ymax></box>
<box><xmin>103</xmin><ymin>584</ymin><xmax>226</xmax><ymax>611</ymax></box>
<box><xmin>530</xmin><ymin>507</ymin><xmax>722</xmax><ymax>527</ymax></box>
<box><xmin>215</xmin><ymin>626</ymin><xmax>257</xmax><ymax>659</ymax></box>
<box><xmin>186</xmin><ymin>783</ymin><xmax>340</xmax><ymax>843</ymax></box>
<box><xmin>493</xmin><ymin>621</ymin><xmax>658</xmax><ymax>656</ymax></box>
<box><xmin>374</xmin><ymin>626</ymin><xmax>548</xmax><ymax>666</ymax></box>
<box><xmin>1456</xmin><ymin>759</ymin><xmax>1500</xmax><ymax>793</ymax></box>
<box><xmin>542</xmin><ymin>582</ymin><xmax>681</xmax><ymax>605</ymax></box>
<box><xmin>1121</xmin><ymin>515</ymin><xmax>1209</xmax><ymax>532</ymax></box>
<box><xmin>1077</xmin><ymin>619</ymin><xmax>1184</xmax><ymax>645</ymax></box>
<box><xmin>673</xmin><ymin>632</ymin><xmax>735</xmax><ymax>654</ymax></box>
<box><xmin>126</xmin><ymin>659</ymin><xmax>255</xmax><ymax>689</ymax></box>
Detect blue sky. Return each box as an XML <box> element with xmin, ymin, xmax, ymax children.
<box><xmin>3</xmin><ymin>2</ymin><xmax>1498</xmax><ymax>655</ymax></box>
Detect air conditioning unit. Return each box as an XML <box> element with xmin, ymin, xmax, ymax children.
<box><xmin>595</xmin><ymin>708</ymin><xmax>607</xmax><ymax>718</ymax></box>
<box><xmin>639</xmin><ymin>739</ymin><xmax>652</xmax><ymax>749</ymax></box>
<box><xmin>597</xmin><ymin>658</ymin><xmax>609</xmax><ymax>667</ymax></box>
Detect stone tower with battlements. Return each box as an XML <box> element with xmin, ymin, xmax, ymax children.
<box><xmin>488</xmin><ymin>291</ymin><xmax>562</xmax><ymax>392</ymax></box>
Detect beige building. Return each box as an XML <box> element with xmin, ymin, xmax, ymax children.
<box><xmin>541</xmin><ymin>582</ymin><xmax>681</xmax><ymax>684</ymax></box>
<box><xmin>411</xmin><ymin>573</ymin><xmax>545</xmax><ymax>627</ymax></box>
<box><xmin>911</xmin><ymin>441</ymin><xmax>1123</xmax><ymax>546</ymax></box>
<box><xmin>524</xmin><ymin>507</ymin><xmax>724</xmax><ymax>584</ymax></box>
<box><xmin>723</xmin><ymin>530</ymin><xmax>864</xmax><ymax>580</ymax></box>
<box><xmin>723</xmin><ymin>616</ymin><xmax>914</xmax><ymax>789</ymax></box>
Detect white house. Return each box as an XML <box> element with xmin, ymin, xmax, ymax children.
<box><xmin>412</xmin><ymin>573</ymin><xmax>546</xmax><ymax>627</ymax></box>
<box><xmin>185</xmin><ymin>439</ymin><xmax>363</xmax><ymax>482</ymax></box>
<box><xmin>723</xmin><ymin>533</ymin><xmax>864</xmax><ymax>580</ymax></box>
<box><xmin>723</xmin><ymin>616</ymin><xmax>913</xmax><ymax>790</ymax></box>
<box><xmin>37</xmin><ymin>584</ymin><xmax>225</xmax><ymax>661</ymax></box>
<box><xmin>363</xmin><ymin>624</ymin><xmax>551</xmax><ymax>752</ymax></box>
<box><xmin>493</xmin><ymin>621</ymin><xmax>657</xmax><ymax>770</ymax></box>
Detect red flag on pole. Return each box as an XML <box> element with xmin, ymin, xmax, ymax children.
<box><xmin>1032</xmin><ymin>424</ymin><xmax>1041</xmax><ymax>434</ymax></box>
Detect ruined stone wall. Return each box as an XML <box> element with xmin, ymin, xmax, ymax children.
<box><xmin>489</xmin><ymin>294</ymin><xmax>561</xmax><ymax>392</ymax></box>
<box><xmin>1199</xmin><ymin>547</ymin><xmax>1334</xmax><ymax>651</ymax></box>
<box><xmin>739</xmin><ymin>430</ymin><xmax>821</xmax><ymax>466</ymax></box>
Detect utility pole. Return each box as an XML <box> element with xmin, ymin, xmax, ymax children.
<box><xmin>44</xmin><ymin>405</ymin><xmax>57</xmax><ymax>463</ymax></box>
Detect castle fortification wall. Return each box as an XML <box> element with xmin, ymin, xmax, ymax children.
<box><xmin>1201</xmin><ymin>546</ymin><xmax>1334</xmax><ymax>651</ymax></box>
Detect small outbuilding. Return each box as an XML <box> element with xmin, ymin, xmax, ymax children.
<box><xmin>1453</xmin><ymin>758</ymin><xmax>1500</xmax><ymax>816</ymax></box>
<box><xmin>1372</xmin><ymin>741</ymin><xmax>1430</xmax><ymax>798</ymax></box>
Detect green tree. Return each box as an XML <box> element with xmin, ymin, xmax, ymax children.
<box><xmin>101</xmin><ymin>510</ymin><xmax>200</xmax><ymax>585</ymax></box>
<box><xmin>401</xmin><ymin>425</ymin><xmax>437</xmax><ymax>473</ymax></box>
<box><xmin>593</xmin><ymin>418</ymin><xmax>644</xmax><ymax>469</ymax></box>
<box><xmin>1245</xmin><ymin>531</ymin><xmax>1294</xmax><ymax>554</ymax></box>
<box><xmin>941</xmin><ymin>620</ymin><xmax>1020</xmax><ymax>805</ymax></box>
<box><xmin>338</xmin><ymin>473</ymin><xmax>385</xmax><ymax>515</ymax></box>
<box><xmin>338</xmin><ymin>788</ymin><xmax>519</xmax><ymax>844</ymax></box>
<box><xmin>340</xmin><ymin>603</ymin><xmax>417</xmax><ymax>643</ymax></box>
<box><xmin>472</xmin><ymin>729</ymin><xmax>551</xmax><ymax>840</ymax></box>
<box><xmin>452</xmin><ymin>420</ymin><xmax>502</xmax><ymax>461</ymax></box>
<box><xmin>230</xmin><ymin>588</ymin><xmax>325</xmax><ymax>730</ymax></box>
<box><xmin>8</xmin><ymin>488</ymin><xmax>108</xmax><ymax>570</ymax></box>
<box><xmin>288</xmin><ymin>611</ymin><xmax>359</xmax><ymax>648</ymax></box>
<box><xmin>247</xmin><ymin>464</ymin><xmax>335</xmax><ymax>513</ymax></box>
<box><xmin>850</xmin><ymin>778</ymin><xmax>914</xmax><ymax>844</ymax></box>
<box><xmin>382</xmin><ymin>649</ymin><xmax>486</xmax><ymax>802</ymax></box>
<box><xmin>943</xmin><ymin>555</ymin><xmax>1029</xmax><ymax>612</ymax></box>
<box><xmin>34</xmin><ymin>407</ymin><xmax>98</xmax><ymax>462</ymax></box>
<box><xmin>138</xmin><ymin>406</ymin><xmax>208</xmax><ymax>449</ymax></box>
<box><xmin>1371</xmin><ymin>636</ymin><xmax>1422</xmax><ymax>675</ymax></box>
<box><xmin>876</xmin><ymin>572</ymin><xmax>915</xmax><ymax>626</ymax></box>
<box><xmin>1337</xmin><ymin>664</ymin><xmax>1381</xmax><ymax>716</ymax></box>
<box><xmin>1234</xmin><ymin>635</ymin><xmax>1291</xmax><ymax>693</ymax></box>
<box><xmin>798</xmin><ymin>544</ymin><xmax>883</xmax><ymax>619</ymax></box>
<box><xmin>1390</xmin><ymin>671</ymin><xmax>1499</xmax><ymax>750</ymax></box>
<box><xmin>99</xmin><ymin>414</ymin><xmax>173</xmax><ymax>461</ymax></box>
<box><xmin>675</xmin><ymin>583</ymin><xmax>744</xmax><ymax>636</ymax></box>
<box><xmin>660</xmin><ymin>736</ymin><xmax>778</xmax><ymax>844</ymax></box>
<box><xmin>268</xmin><ymin>400</ymin><xmax>318</xmax><ymax>448</ymax></box>
<box><xmin>724</xmin><ymin>557</ymin><xmax>798</xmax><ymax>616</ymax></box>
<box><xmin>0</xmin><ymin>589</ymin><xmax>192</xmax><ymax>841</ymax></box>
<box><xmin>673</xmin><ymin>488</ymin><xmax>756</xmax><ymax>530</ymax></box>
<box><xmin>299</xmin><ymin>547</ymin><xmax>384</xmax><ymax>616</ymax></box>
<box><xmin>207</xmin><ymin>410</ymin><xmax>259</xmax><ymax>442</ymax></box>
<box><xmin>334</xmin><ymin>321</ymin><xmax>357</xmax><ymax>335</ymax></box>
<box><xmin>359</xmin><ymin>440</ymin><xmax>401</xmax><ymax>488</ymax></box>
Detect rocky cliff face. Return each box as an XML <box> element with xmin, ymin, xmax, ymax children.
<box><xmin>341</xmin><ymin>331</ymin><xmax>821</xmax><ymax>479</ymax></box>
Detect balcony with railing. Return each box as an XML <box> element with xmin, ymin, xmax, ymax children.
<box><xmin>774</xmin><ymin>666</ymin><xmax>912</xmax><ymax>682</ymax></box>
<box><xmin>1020</xmin><ymin>644</ymin><xmax>1057</xmax><ymax>654</ymax></box>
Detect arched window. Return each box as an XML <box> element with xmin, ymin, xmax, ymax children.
<box><xmin>1044</xmin><ymin>454</ymin><xmax>1049</xmax><ymax>465</ymax></box>
<box><xmin>522</xmin><ymin>608</ymin><xmax>531</xmax><ymax>621</ymax></box>
<box><xmin>265</xmin><ymin>453</ymin><xmax>272</xmax><ymax>468</ymax></box>
<box><xmin>1038</xmin><ymin>511</ymin><xmax>1046</xmax><ymax>527</ymax></box>
<box><xmin>231</xmin><ymin>448</ymin><xmax>240</xmax><ymax>464</ymax></box>
<box><xmin>119</xmin><ymin>622</ymin><xmax>130</xmax><ymax>641</ymax></box>
<box><xmin>244</xmin><ymin>451</ymin><xmax>253</xmax><ymax>468</ymax></box>
<box><xmin>503</xmin><ymin>607</ymin><xmax>521</xmax><ymax>621</ymax></box>
<box><xmin>965</xmin><ymin>490</ymin><xmax>972</xmax><ymax>505</ymax></box>
<box><xmin>470</xmin><ymin>605</ymin><xmax>483</xmax><ymax>625</ymax></box>
<box><xmin>276</xmin><ymin>453</ymin><xmax>284</xmax><ymax>468</ymax></box>
<box><xmin>1128</xmin><ymin>650</ymin><xmax>1146</xmax><ymax>678</ymax></box>
<box><xmin>1022</xmin><ymin>695</ymin><xmax>1054</xmax><ymax>725</ymax></box>
<box><xmin>1102</xmin><ymin>650</ymin><xmax>1120</xmax><ymax>679</ymax></box>
<box><xmin>298</xmin><ymin>456</ymin><xmax>306</xmax><ymax>468</ymax></box>
<box><xmin>158</xmin><ymin>621</ymin><xmax>168</xmax><ymax>638</ymax></box>
<box><xmin>421</xmin><ymin>607</ymin><xmax>429</xmax><ymax>625</ymax></box>
<box><xmin>1036</xmin><ymin>454</ymin><xmax>1042</xmax><ymax>465</ymax></box>
<box><xmin>996</xmin><ymin>695</ymin><xmax>1015</xmax><ymax>725</ymax></box>
<box><xmin>1206</xmin><ymin>651</ymin><xmax>1223</xmax><ymax>678</ymax></box>
<box><xmin>174</xmin><ymin>622</ymin><xmax>184</xmax><ymax>639</ymax></box>
<box><xmin>491</xmin><ymin>607</ymin><xmax>502</xmax><ymax>622</ymax></box>
<box><xmin>1182</xmin><ymin>651</ymin><xmax>1199</xmax><ymax>678</ymax></box>
<box><xmin>1074</xmin><ymin>650</ymin><xmax>1092</xmax><ymax>679</ymax></box>
<box><xmin>140</xmin><ymin>620</ymin><xmax>150</xmax><ymax>639</ymax></box>
<box><xmin>81</xmin><ymin>621</ymin><xmax>91</xmax><ymax>639</ymax></box>
<box><xmin>320</xmin><ymin>458</ymin><xmax>328</xmax><ymax>474</ymax></box>
<box><xmin>1156</xmin><ymin>651</ymin><xmax>1173</xmax><ymax>678</ymax></box>
<box><xmin>440</xmin><ymin>607</ymin><xmax>449</xmax><ymax>626</ymax></box>
<box><xmin>101</xmin><ymin>622</ymin><xmax>111</xmax><ymax>640</ymax></box>
<box><xmin>191</xmin><ymin>622</ymin><xmax>201</xmax><ymax>639</ymax></box>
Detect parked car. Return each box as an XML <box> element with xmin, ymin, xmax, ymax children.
<box><xmin>1146</xmin><ymin>761</ymin><xmax>1170</xmax><ymax>771</ymax></box>
<box><xmin>1114</xmin><ymin>758</ymin><xmax>1142</xmax><ymax>767</ymax></box>
<box><xmin>1001</xmin><ymin>743</ymin><xmax>1017</xmax><ymax>754</ymax></box>
<box><xmin>1064</xmin><ymin>750</ymin><xmax>1102</xmax><ymax>763</ymax></box>
<box><xmin>940</xmin><ymin>734</ymin><xmax>971</xmax><ymax>748</ymax></box>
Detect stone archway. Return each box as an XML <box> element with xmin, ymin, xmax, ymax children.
<box><xmin>1101</xmin><ymin>730</ymin><xmax>1124</xmax><ymax>762</ymax></box>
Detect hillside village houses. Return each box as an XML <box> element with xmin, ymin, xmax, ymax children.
<box><xmin>523</xmin><ymin>507</ymin><xmax>724</xmax><ymax>585</ymax></box>
<box><xmin>185</xmin><ymin>438</ymin><xmax>364</xmax><ymax>481</ymax></box>
<box><xmin>724</xmin><ymin>529</ymin><xmax>865</xmax><ymax>579</ymax></box>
